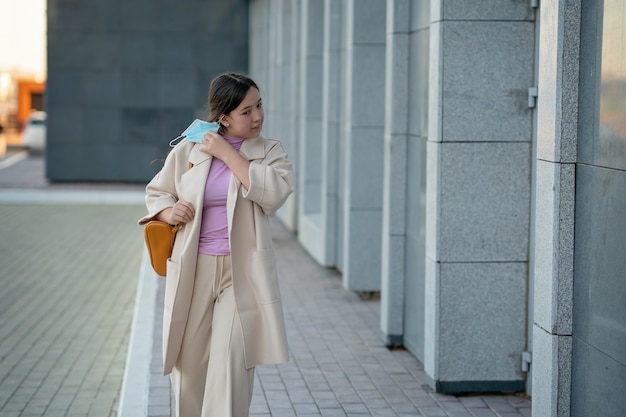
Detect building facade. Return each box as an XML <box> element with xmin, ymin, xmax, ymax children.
<box><xmin>249</xmin><ymin>0</ymin><xmax>626</xmax><ymax>416</ymax></box>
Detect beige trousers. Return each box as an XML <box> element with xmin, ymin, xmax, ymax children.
<box><xmin>170</xmin><ymin>254</ymin><xmax>255</xmax><ymax>417</ymax></box>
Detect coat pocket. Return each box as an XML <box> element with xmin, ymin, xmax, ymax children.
<box><xmin>164</xmin><ymin>259</ymin><xmax>180</xmax><ymax>310</ymax></box>
<box><xmin>249</xmin><ymin>250</ymin><xmax>281</xmax><ymax>304</ymax></box>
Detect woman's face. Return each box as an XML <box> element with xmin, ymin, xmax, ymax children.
<box><xmin>222</xmin><ymin>87</ymin><xmax>264</xmax><ymax>139</ymax></box>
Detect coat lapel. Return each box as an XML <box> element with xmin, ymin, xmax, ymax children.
<box><xmin>187</xmin><ymin>143</ymin><xmax>212</xmax><ymax>168</ymax></box>
<box><xmin>180</xmin><ymin>144</ymin><xmax>211</xmax><ymax>218</ymax></box>
<box><xmin>226</xmin><ymin>136</ymin><xmax>267</xmax><ymax>241</ymax></box>
<box><xmin>239</xmin><ymin>135</ymin><xmax>267</xmax><ymax>161</ymax></box>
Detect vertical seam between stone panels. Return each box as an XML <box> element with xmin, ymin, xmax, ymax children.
<box><xmin>557</xmin><ymin>162</ymin><xmax>575</xmax><ymax>336</ymax></box>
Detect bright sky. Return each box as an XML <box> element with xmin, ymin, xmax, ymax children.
<box><xmin>0</xmin><ymin>0</ymin><xmax>46</xmax><ymax>79</ymax></box>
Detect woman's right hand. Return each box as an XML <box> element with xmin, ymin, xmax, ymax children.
<box><xmin>157</xmin><ymin>200</ymin><xmax>195</xmax><ymax>225</ymax></box>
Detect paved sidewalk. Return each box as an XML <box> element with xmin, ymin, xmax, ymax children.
<box><xmin>0</xmin><ymin>154</ymin><xmax>146</xmax><ymax>417</ymax></box>
<box><xmin>0</xmin><ymin>202</ymin><xmax>146</xmax><ymax>417</ymax></box>
<box><xmin>0</xmin><ymin>155</ymin><xmax>532</xmax><ymax>417</ymax></box>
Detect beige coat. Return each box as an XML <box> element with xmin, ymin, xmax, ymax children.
<box><xmin>138</xmin><ymin>136</ymin><xmax>295</xmax><ymax>375</ymax></box>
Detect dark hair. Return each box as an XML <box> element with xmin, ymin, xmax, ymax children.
<box><xmin>207</xmin><ymin>73</ymin><xmax>259</xmax><ymax>123</ymax></box>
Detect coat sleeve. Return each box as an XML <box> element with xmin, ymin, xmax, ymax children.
<box><xmin>137</xmin><ymin>148</ymin><xmax>182</xmax><ymax>226</ymax></box>
<box><xmin>242</xmin><ymin>140</ymin><xmax>295</xmax><ymax>215</ymax></box>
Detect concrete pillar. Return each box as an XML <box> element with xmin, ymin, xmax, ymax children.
<box><xmin>298</xmin><ymin>0</ymin><xmax>344</xmax><ymax>267</ymax></box>
<box><xmin>424</xmin><ymin>0</ymin><xmax>535</xmax><ymax>392</ymax></box>
<box><xmin>296</xmin><ymin>0</ymin><xmax>325</xmax><ymax>252</ymax></box>
<box><xmin>341</xmin><ymin>0</ymin><xmax>387</xmax><ymax>291</ymax></box>
<box><xmin>248</xmin><ymin>0</ymin><xmax>299</xmax><ymax>230</ymax></box>
<box><xmin>380</xmin><ymin>0</ymin><xmax>411</xmax><ymax>346</ymax></box>
<box><xmin>532</xmin><ymin>0</ymin><xmax>581</xmax><ymax>415</ymax></box>
<box><xmin>273</xmin><ymin>0</ymin><xmax>299</xmax><ymax>230</ymax></box>
<box><xmin>249</xmin><ymin>0</ymin><xmax>270</xmax><ymax>99</ymax></box>
<box><xmin>318</xmin><ymin>0</ymin><xmax>343</xmax><ymax>266</ymax></box>
<box><xmin>401</xmin><ymin>0</ymin><xmax>431</xmax><ymax>363</ymax></box>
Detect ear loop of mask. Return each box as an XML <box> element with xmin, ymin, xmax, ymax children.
<box><xmin>168</xmin><ymin>135</ymin><xmax>185</xmax><ymax>147</ymax></box>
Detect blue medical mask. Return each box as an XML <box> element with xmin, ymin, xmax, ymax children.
<box><xmin>169</xmin><ymin>119</ymin><xmax>220</xmax><ymax>147</ymax></box>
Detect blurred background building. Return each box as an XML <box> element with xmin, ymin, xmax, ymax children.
<box><xmin>46</xmin><ymin>0</ymin><xmax>249</xmax><ymax>181</ymax></box>
<box><xmin>39</xmin><ymin>0</ymin><xmax>626</xmax><ymax>416</ymax></box>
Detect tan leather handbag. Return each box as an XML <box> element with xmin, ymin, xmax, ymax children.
<box><xmin>144</xmin><ymin>221</ymin><xmax>181</xmax><ymax>276</ymax></box>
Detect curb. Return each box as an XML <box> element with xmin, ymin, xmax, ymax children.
<box><xmin>0</xmin><ymin>189</ymin><xmax>145</xmax><ymax>204</ymax></box>
<box><xmin>0</xmin><ymin>151</ymin><xmax>28</xmax><ymax>170</ymax></box>
<box><xmin>118</xmin><ymin>250</ymin><xmax>159</xmax><ymax>417</ymax></box>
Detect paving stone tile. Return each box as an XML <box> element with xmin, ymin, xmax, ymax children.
<box><xmin>320</xmin><ymin>408</ymin><xmax>348</xmax><ymax>417</ymax></box>
<box><xmin>458</xmin><ymin>396</ymin><xmax>488</xmax><ymax>408</ymax></box>
<box><xmin>295</xmin><ymin>403</ymin><xmax>322</xmax><ymax>414</ymax></box>
<box><xmin>467</xmin><ymin>408</ymin><xmax>499</xmax><ymax>417</ymax></box>
<box><xmin>482</xmin><ymin>396</ymin><xmax>518</xmax><ymax>412</ymax></box>
<box><xmin>287</xmin><ymin>388</ymin><xmax>315</xmax><ymax>403</ymax></box>
<box><xmin>419</xmin><ymin>406</ymin><xmax>449</xmax><ymax>416</ymax></box>
<box><xmin>249</xmin><ymin>401</ymin><xmax>270</xmax><ymax>415</ymax></box>
<box><xmin>270</xmin><ymin>409</ymin><xmax>297</xmax><ymax>417</ymax></box>
<box><xmin>370</xmin><ymin>409</ymin><xmax>400</xmax><ymax>417</ymax></box>
<box><xmin>316</xmin><ymin>399</ymin><xmax>342</xmax><ymax>409</ymax></box>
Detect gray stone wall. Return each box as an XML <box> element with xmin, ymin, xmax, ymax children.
<box><xmin>248</xmin><ymin>0</ymin><xmax>626</xmax><ymax>413</ymax></box>
<box><xmin>46</xmin><ymin>0</ymin><xmax>249</xmax><ymax>182</ymax></box>
<box><xmin>423</xmin><ymin>0</ymin><xmax>534</xmax><ymax>392</ymax></box>
<box><xmin>533</xmin><ymin>0</ymin><xmax>626</xmax><ymax>416</ymax></box>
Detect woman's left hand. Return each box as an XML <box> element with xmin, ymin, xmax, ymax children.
<box><xmin>200</xmin><ymin>131</ymin><xmax>233</xmax><ymax>160</ymax></box>
<box><xmin>200</xmin><ymin>131</ymin><xmax>251</xmax><ymax>190</ymax></box>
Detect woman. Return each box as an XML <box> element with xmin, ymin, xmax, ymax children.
<box><xmin>138</xmin><ymin>73</ymin><xmax>294</xmax><ymax>417</ymax></box>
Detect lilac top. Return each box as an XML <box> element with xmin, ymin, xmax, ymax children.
<box><xmin>198</xmin><ymin>135</ymin><xmax>245</xmax><ymax>255</ymax></box>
